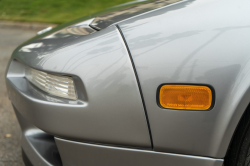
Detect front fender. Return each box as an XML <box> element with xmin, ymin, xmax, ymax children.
<box><xmin>118</xmin><ymin>0</ymin><xmax>250</xmax><ymax>158</ymax></box>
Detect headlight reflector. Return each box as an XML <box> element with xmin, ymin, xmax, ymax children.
<box><xmin>25</xmin><ymin>67</ymin><xmax>77</xmax><ymax>100</ymax></box>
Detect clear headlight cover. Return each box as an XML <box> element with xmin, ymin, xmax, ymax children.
<box><xmin>25</xmin><ymin>67</ymin><xmax>77</xmax><ymax>100</ymax></box>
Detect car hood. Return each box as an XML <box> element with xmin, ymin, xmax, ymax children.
<box><xmin>14</xmin><ymin>0</ymin><xmax>183</xmax><ymax>64</ymax></box>
<box><xmin>26</xmin><ymin>0</ymin><xmax>183</xmax><ymax>41</ymax></box>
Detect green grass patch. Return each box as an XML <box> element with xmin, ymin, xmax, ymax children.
<box><xmin>0</xmin><ymin>0</ymin><xmax>132</xmax><ymax>24</ymax></box>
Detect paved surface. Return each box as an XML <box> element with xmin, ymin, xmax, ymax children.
<box><xmin>0</xmin><ymin>21</ymin><xmax>57</xmax><ymax>31</ymax></box>
<box><xmin>0</xmin><ymin>27</ymin><xmax>37</xmax><ymax>166</ymax></box>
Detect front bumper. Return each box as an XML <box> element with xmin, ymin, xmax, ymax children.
<box><xmin>56</xmin><ymin>139</ymin><xmax>224</xmax><ymax>166</ymax></box>
<box><xmin>11</xmin><ymin>91</ymin><xmax>223</xmax><ymax>166</ymax></box>
<box><xmin>15</xmin><ymin>106</ymin><xmax>223</xmax><ymax>166</ymax></box>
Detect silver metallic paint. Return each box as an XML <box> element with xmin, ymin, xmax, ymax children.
<box><xmin>5</xmin><ymin>0</ymin><xmax>250</xmax><ymax>164</ymax></box>
<box><xmin>55</xmin><ymin>137</ymin><xmax>223</xmax><ymax>166</ymax></box>
<box><xmin>15</xmin><ymin>108</ymin><xmax>62</xmax><ymax>166</ymax></box>
<box><xmin>14</xmin><ymin>94</ymin><xmax>222</xmax><ymax>166</ymax></box>
<box><xmin>6</xmin><ymin>26</ymin><xmax>151</xmax><ymax>148</ymax></box>
<box><xmin>90</xmin><ymin>0</ymin><xmax>182</xmax><ymax>30</ymax></box>
<box><xmin>118</xmin><ymin>0</ymin><xmax>250</xmax><ymax>158</ymax></box>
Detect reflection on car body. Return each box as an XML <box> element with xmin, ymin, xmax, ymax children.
<box><xmin>5</xmin><ymin>0</ymin><xmax>250</xmax><ymax>166</ymax></box>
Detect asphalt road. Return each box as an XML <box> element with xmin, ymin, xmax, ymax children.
<box><xmin>0</xmin><ymin>27</ymin><xmax>36</xmax><ymax>166</ymax></box>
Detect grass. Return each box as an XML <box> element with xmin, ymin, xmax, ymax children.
<box><xmin>0</xmin><ymin>0</ymin><xmax>132</xmax><ymax>24</ymax></box>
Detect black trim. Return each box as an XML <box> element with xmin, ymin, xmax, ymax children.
<box><xmin>22</xmin><ymin>149</ymin><xmax>33</xmax><ymax>166</ymax></box>
<box><xmin>156</xmin><ymin>83</ymin><xmax>216</xmax><ymax>111</ymax></box>
<box><xmin>116</xmin><ymin>25</ymin><xmax>154</xmax><ymax>149</ymax></box>
<box><xmin>89</xmin><ymin>24</ymin><xmax>101</xmax><ymax>31</ymax></box>
<box><xmin>224</xmin><ymin>103</ymin><xmax>250</xmax><ymax>165</ymax></box>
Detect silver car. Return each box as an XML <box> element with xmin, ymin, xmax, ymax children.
<box><xmin>5</xmin><ymin>0</ymin><xmax>250</xmax><ymax>165</ymax></box>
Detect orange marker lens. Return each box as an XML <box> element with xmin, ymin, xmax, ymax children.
<box><xmin>159</xmin><ymin>85</ymin><xmax>212</xmax><ymax>110</ymax></box>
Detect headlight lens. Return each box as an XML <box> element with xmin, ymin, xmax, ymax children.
<box><xmin>25</xmin><ymin>67</ymin><xmax>77</xmax><ymax>100</ymax></box>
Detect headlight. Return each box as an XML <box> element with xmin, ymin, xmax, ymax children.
<box><xmin>25</xmin><ymin>67</ymin><xmax>77</xmax><ymax>100</ymax></box>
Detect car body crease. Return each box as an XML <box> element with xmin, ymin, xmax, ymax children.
<box><xmin>115</xmin><ymin>24</ymin><xmax>154</xmax><ymax>149</ymax></box>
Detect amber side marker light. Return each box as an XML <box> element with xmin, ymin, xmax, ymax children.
<box><xmin>159</xmin><ymin>85</ymin><xmax>213</xmax><ymax>110</ymax></box>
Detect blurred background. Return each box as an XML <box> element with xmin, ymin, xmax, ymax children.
<box><xmin>0</xmin><ymin>0</ymin><xmax>132</xmax><ymax>23</ymax></box>
<box><xmin>0</xmin><ymin>0</ymin><xmax>130</xmax><ymax>165</ymax></box>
